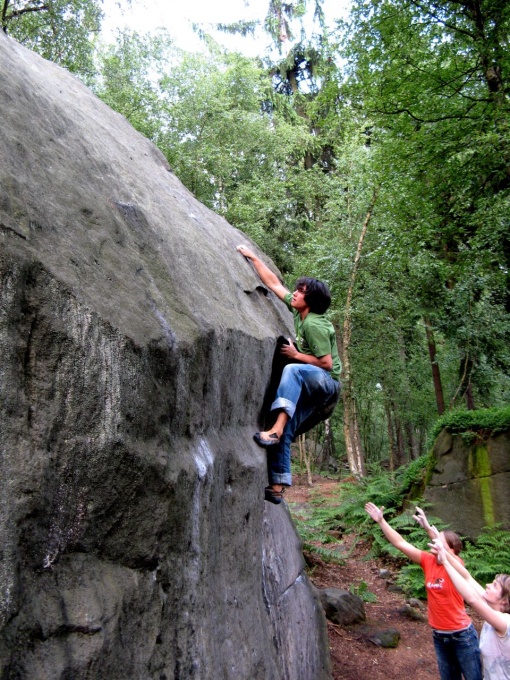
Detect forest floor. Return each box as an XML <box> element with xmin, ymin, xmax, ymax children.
<box><xmin>285</xmin><ymin>474</ymin><xmax>483</xmax><ymax>680</ymax></box>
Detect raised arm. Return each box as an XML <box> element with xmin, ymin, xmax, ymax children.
<box><xmin>434</xmin><ymin>541</ymin><xmax>486</xmax><ymax>597</ymax></box>
<box><xmin>365</xmin><ymin>503</ymin><xmax>422</xmax><ymax>564</ymax></box>
<box><xmin>412</xmin><ymin>508</ymin><xmax>470</xmax><ymax>573</ymax></box>
<box><xmin>413</xmin><ymin>506</ymin><xmax>438</xmax><ymax>541</ymax></box>
<box><xmin>433</xmin><ymin>539</ymin><xmax>509</xmax><ymax>636</ymax></box>
<box><xmin>236</xmin><ymin>245</ymin><xmax>289</xmax><ymax>300</ymax></box>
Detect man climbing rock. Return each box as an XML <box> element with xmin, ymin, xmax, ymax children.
<box><xmin>236</xmin><ymin>245</ymin><xmax>341</xmax><ymax>504</ymax></box>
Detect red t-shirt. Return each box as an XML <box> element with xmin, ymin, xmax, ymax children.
<box><xmin>420</xmin><ymin>551</ymin><xmax>472</xmax><ymax>631</ymax></box>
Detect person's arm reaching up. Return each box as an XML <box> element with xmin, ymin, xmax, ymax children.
<box><xmin>236</xmin><ymin>245</ymin><xmax>289</xmax><ymax>300</ymax></box>
<box><xmin>433</xmin><ymin>539</ymin><xmax>509</xmax><ymax>635</ymax></box>
<box><xmin>413</xmin><ymin>506</ymin><xmax>438</xmax><ymax>541</ymax></box>
<box><xmin>431</xmin><ymin>540</ymin><xmax>486</xmax><ymax>597</ymax></box>
<box><xmin>365</xmin><ymin>503</ymin><xmax>422</xmax><ymax>564</ymax></box>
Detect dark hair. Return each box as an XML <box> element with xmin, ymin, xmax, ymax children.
<box><xmin>443</xmin><ymin>530</ymin><xmax>463</xmax><ymax>556</ymax></box>
<box><xmin>295</xmin><ymin>277</ymin><xmax>331</xmax><ymax>314</ymax></box>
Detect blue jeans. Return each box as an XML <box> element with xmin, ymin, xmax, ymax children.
<box><xmin>432</xmin><ymin>624</ymin><xmax>482</xmax><ymax>680</ymax></box>
<box><xmin>267</xmin><ymin>364</ymin><xmax>339</xmax><ymax>486</ymax></box>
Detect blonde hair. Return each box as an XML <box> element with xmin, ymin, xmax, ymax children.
<box><xmin>495</xmin><ymin>575</ymin><xmax>510</xmax><ymax>614</ymax></box>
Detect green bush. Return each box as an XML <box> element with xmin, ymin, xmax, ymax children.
<box><xmin>350</xmin><ymin>580</ymin><xmax>378</xmax><ymax>603</ymax></box>
<box><xmin>463</xmin><ymin>526</ymin><xmax>510</xmax><ymax>584</ymax></box>
<box><xmin>290</xmin><ymin>457</ymin><xmax>434</xmax><ymax>566</ymax></box>
<box><xmin>430</xmin><ymin>406</ymin><xmax>510</xmax><ymax>442</ymax></box>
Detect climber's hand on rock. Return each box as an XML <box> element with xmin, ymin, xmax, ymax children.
<box><xmin>236</xmin><ymin>245</ymin><xmax>255</xmax><ymax>260</ymax></box>
<box><xmin>280</xmin><ymin>340</ymin><xmax>298</xmax><ymax>359</ymax></box>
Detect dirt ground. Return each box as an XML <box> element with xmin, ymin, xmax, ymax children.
<box><xmin>286</xmin><ymin>474</ymin><xmax>483</xmax><ymax>680</ymax></box>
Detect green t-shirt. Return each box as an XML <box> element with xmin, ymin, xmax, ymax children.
<box><xmin>283</xmin><ymin>293</ymin><xmax>342</xmax><ymax>382</ymax></box>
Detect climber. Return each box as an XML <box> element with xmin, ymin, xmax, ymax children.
<box><xmin>236</xmin><ymin>244</ymin><xmax>341</xmax><ymax>505</ymax></box>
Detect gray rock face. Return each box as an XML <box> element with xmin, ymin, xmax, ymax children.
<box><xmin>0</xmin><ymin>33</ymin><xmax>331</xmax><ymax>679</ymax></box>
<box><xmin>424</xmin><ymin>429</ymin><xmax>510</xmax><ymax>539</ymax></box>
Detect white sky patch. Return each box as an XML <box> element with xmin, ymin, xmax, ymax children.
<box><xmin>100</xmin><ymin>0</ymin><xmax>351</xmax><ymax>55</ymax></box>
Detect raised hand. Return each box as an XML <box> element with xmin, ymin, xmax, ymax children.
<box><xmin>365</xmin><ymin>502</ymin><xmax>384</xmax><ymax>523</ymax></box>
<box><xmin>412</xmin><ymin>506</ymin><xmax>430</xmax><ymax>529</ymax></box>
<box><xmin>429</xmin><ymin>524</ymin><xmax>440</xmax><ymax>539</ymax></box>
<box><xmin>429</xmin><ymin>538</ymin><xmax>446</xmax><ymax>562</ymax></box>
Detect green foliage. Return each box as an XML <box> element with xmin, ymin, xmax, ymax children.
<box><xmin>431</xmin><ymin>406</ymin><xmax>510</xmax><ymax>442</ymax></box>
<box><xmin>339</xmin><ymin>0</ymin><xmax>510</xmax><ymax>427</ymax></box>
<box><xmin>336</xmin><ymin>473</ymin><xmax>403</xmax><ymax>532</ymax></box>
<box><xmin>396</xmin><ymin>563</ymin><xmax>427</xmax><ymax>600</ymax></box>
<box><xmin>3</xmin><ymin>0</ymin><xmax>103</xmax><ymax>80</ymax></box>
<box><xmin>463</xmin><ymin>526</ymin><xmax>510</xmax><ymax>585</ymax></box>
<box><xmin>335</xmin><ymin>459</ymin><xmax>432</xmax><ymax>534</ymax></box>
<box><xmin>395</xmin><ymin>456</ymin><xmax>430</xmax><ymax>495</ymax></box>
<box><xmin>93</xmin><ymin>30</ymin><xmax>174</xmax><ymax>140</ymax></box>
<box><xmin>350</xmin><ymin>580</ymin><xmax>377</xmax><ymax>603</ymax></box>
<box><xmin>289</xmin><ymin>498</ymin><xmax>346</xmax><ymax>564</ymax></box>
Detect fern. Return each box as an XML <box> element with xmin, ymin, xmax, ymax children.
<box><xmin>302</xmin><ymin>543</ymin><xmax>346</xmax><ymax>564</ymax></box>
<box><xmin>396</xmin><ymin>563</ymin><xmax>428</xmax><ymax>599</ymax></box>
<box><xmin>350</xmin><ymin>580</ymin><xmax>378</xmax><ymax>603</ymax></box>
<box><xmin>463</xmin><ymin>526</ymin><xmax>510</xmax><ymax>583</ymax></box>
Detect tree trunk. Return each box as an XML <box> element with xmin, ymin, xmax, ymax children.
<box><xmin>424</xmin><ymin>317</ymin><xmax>445</xmax><ymax>415</ymax></box>
<box><xmin>406</xmin><ymin>423</ymin><xmax>419</xmax><ymax>460</ymax></box>
<box><xmin>465</xmin><ymin>383</ymin><xmax>475</xmax><ymax>410</ymax></box>
<box><xmin>321</xmin><ymin>419</ymin><xmax>336</xmax><ymax>472</ymax></box>
<box><xmin>384</xmin><ymin>399</ymin><xmax>396</xmax><ymax>472</ymax></box>
<box><xmin>298</xmin><ymin>434</ymin><xmax>313</xmax><ymax>486</ymax></box>
<box><xmin>394</xmin><ymin>408</ymin><xmax>405</xmax><ymax>468</ymax></box>
<box><xmin>450</xmin><ymin>354</ymin><xmax>475</xmax><ymax>410</ymax></box>
<box><xmin>2</xmin><ymin>0</ymin><xmax>10</xmax><ymax>31</ymax></box>
<box><xmin>338</xmin><ymin>187</ymin><xmax>379</xmax><ymax>478</ymax></box>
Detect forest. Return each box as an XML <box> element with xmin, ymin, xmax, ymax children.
<box><xmin>4</xmin><ymin>0</ymin><xmax>510</xmax><ymax>477</ymax></box>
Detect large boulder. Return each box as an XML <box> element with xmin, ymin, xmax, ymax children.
<box><xmin>0</xmin><ymin>32</ymin><xmax>331</xmax><ymax>679</ymax></box>
<box><xmin>424</xmin><ymin>429</ymin><xmax>510</xmax><ymax>539</ymax></box>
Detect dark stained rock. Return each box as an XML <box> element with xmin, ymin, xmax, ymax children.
<box><xmin>386</xmin><ymin>584</ymin><xmax>404</xmax><ymax>593</ymax></box>
<box><xmin>367</xmin><ymin>628</ymin><xmax>400</xmax><ymax>648</ymax></box>
<box><xmin>317</xmin><ymin>588</ymin><xmax>366</xmax><ymax>626</ymax></box>
<box><xmin>408</xmin><ymin>597</ymin><xmax>426</xmax><ymax>611</ymax></box>
<box><xmin>398</xmin><ymin>603</ymin><xmax>426</xmax><ymax>622</ymax></box>
<box><xmin>0</xmin><ymin>32</ymin><xmax>331</xmax><ymax>680</ymax></box>
<box><xmin>424</xmin><ymin>430</ymin><xmax>510</xmax><ymax>538</ymax></box>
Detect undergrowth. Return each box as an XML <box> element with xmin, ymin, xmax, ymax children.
<box><xmin>289</xmin><ymin>456</ymin><xmax>510</xmax><ymax>600</ymax></box>
<box><xmin>289</xmin><ymin>497</ymin><xmax>349</xmax><ymax>564</ymax></box>
<box><xmin>289</xmin><ymin>456</ymin><xmax>432</xmax><ymax>566</ymax></box>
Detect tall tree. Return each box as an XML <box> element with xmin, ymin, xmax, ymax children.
<box><xmin>2</xmin><ymin>0</ymin><xmax>102</xmax><ymax>79</ymax></box>
<box><xmin>339</xmin><ymin>188</ymin><xmax>378</xmax><ymax>477</ymax></box>
<box><xmin>343</xmin><ymin>0</ymin><xmax>510</xmax><ymax>410</ymax></box>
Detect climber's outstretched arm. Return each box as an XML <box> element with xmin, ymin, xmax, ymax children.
<box><xmin>236</xmin><ymin>245</ymin><xmax>289</xmax><ymax>300</ymax></box>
